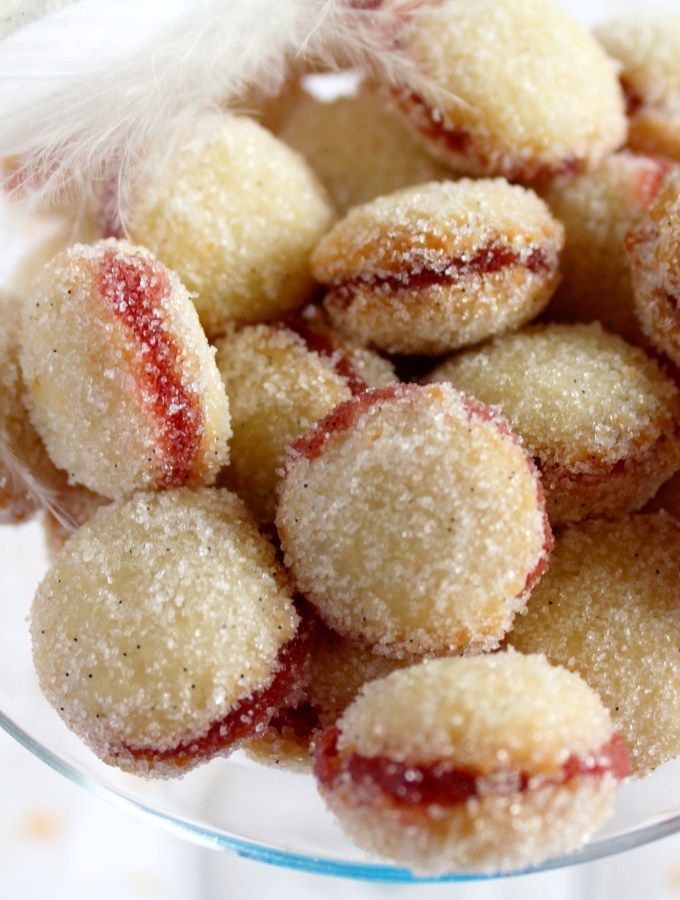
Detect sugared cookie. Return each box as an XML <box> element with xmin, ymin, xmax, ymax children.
<box><xmin>215</xmin><ymin>323</ymin><xmax>392</xmax><ymax>522</ymax></box>
<box><xmin>389</xmin><ymin>0</ymin><xmax>626</xmax><ymax>183</ymax></box>
<box><xmin>247</xmin><ymin>619</ymin><xmax>407</xmax><ymax>770</ymax></box>
<box><xmin>0</xmin><ymin>289</ymin><xmax>70</xmax><ymax>523</ymax></box>
<box><xmin>432</xmin><ymin>324</ymin><xmax>680</xmax><ymax>525</ymax></box>
<box><xmin>312</xmin><ymin>179</ymin><xmax>563</xmax><ymax>355</ymax></box>
<box><xmin>20</xmin><ymin>240</ymin><xmax>231</xmax><ymax>499</ymax></box>
<box><xmin>542</xmin><ymin>152</ymin><xmax>675</xmax><ymax>342</ymax></box>
<box><xmin>596</xmin><ymin>16</ymin><xmax>680</xmax><ymax>161</ymax></box>
<box><xmin>508</xmin><ymin>515</ymin><xmax>680</xmax><ymax>775</ymax></box>
<box><xmin>280</xmin><ymin>92</ymin><xmax>451</xmax><ymax>215</ymax></box>
<box><xmin>314</xmin><ymin>653</ymin><xmax>629</xmax><ymax>875</ymax></box>
<box><xmin>627</xmin><ymin>168</ymin><xmax>680</xmax><ymax>366</ymax></box>
<box><xmin>31</xmin><ymin>489</ymin><xmax>308</xmax><ymax>777</ymax></box>
<box><xmin>277</xmin><ymin>383</ymin><xmax>551</xmax><ymax>657</ymax></box>
<box><xmin>126</xmin><ymin>113</ymin><xmax>335</xmax><ymax>336</ymax></box>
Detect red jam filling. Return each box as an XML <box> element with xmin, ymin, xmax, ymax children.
<box><xmin>395</xmin><ymin>88</ymin><xmax>583</xmax><ymax>182</ymax></box>
<box><xmin>327</xmin><ymin>244</ymin><xmax>553</xmax><ymax>311</ymax></box>
<box><xmin>289</xmin><ymin>383</ymin><xmax>417</xmax><ymax>463</ymax></box>
<box><xmin>284</xmin><ymin>318</ymin><xmax>369</xmax><ymax>395</ymax></box>
<box><xmin>314</xmin><ymin>727</ymin><xmax>631</xmax><ymax>807</ymax></box>
<box><xmin>97</xmin><ymin>250</ymin><xmax>204</xmax><ymax>487</ymax></box>
<box><xmin>265</xmin><ymin>701</ymin><xmax>322</xmax><ymax>744</ymax></box>
<box><xmin>115</xmin><ymin>612</ymin><xmax>312</xmax><ymax>769</ymax></box>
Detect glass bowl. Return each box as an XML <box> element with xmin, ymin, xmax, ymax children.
<box><xmin>1</xmin><ymin>0</ymin><xmax>679</xmax><ymax>884</ymax></box>
<box><xmin>1</xmin><ymin>496</ymin><xmax>679</xmax><ymax>885</ymax></box>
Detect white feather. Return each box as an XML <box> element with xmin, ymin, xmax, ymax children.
<box><xmin>0</xmin><ymin>0</ymin><xmax>453</xmax><ymax>214</ymax></box>
<box><xmin>0</xmin><ymin>439</ymin><xmax>78</xmax><ymax>529</ymax></box>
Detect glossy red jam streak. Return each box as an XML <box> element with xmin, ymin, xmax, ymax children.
<box><xmin>288</xmin><ymin>386</ymin><xmax>553</xmax><ymax>587</ymax></box>
<box><xmin>327</xmin><ymin>244</ymin><xmax>554</xmax><ymax>312</ymax></box>
<box><xmin>395</xmin><ymin>89</ymin><xmax>583</xmax><ymax>182</ymax></box>
<box><xmin>113</xmin><ymin>622</ymin><xmax>311</xmax><ymax>769</ymax></box>
<box><xmin>315</xmin><ymin>727</ymin><xmax>631</xmax><ymax>806</ymax></box>
<box><xmin>97</xmin><ymin>251</ymin><xmax>204</xmax><ymax>486</ymax></box>
<box><xmin>289</xmin><ymin>383</ymin><xmax>417</xmax><ymax>464</ymax></box>
<box><xmin>284</xmin><ymin>318</ymin><xmax>369</xmax><ymax>395</ymax></box>
<box><xmin>633</xmin><ymin>158</ymin><xmax>675</xmax><ymax>208</ymax></box>
<box><xmin>266</xmin><ymin>701</ymin><xmax>322</xmax><ymax>743</ymax></box>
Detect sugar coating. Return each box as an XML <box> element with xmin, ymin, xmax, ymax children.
<box><xmin>645</xmin><ymin>471</ymin><xmax>680</xmax><ymax>520</ymax></box>
<box><xmin>542</xmin><ymin>152</ymin><xmax>675</xmax><ymax>342</ymax></box>
<box><xmin>337</xmin><ymin>654</ymin><xmax>613</xmax><ymax>771</ymax></box>
<box><xmin>30</xmin><ymin>489</ymin><xmax>300</xmax><ymax>776</ymax></box>
<box><xmin>247</xmin><ymin>623</ymin><xmax>407</xmax><ymax>770</ymax></box>
<box><xmin>126</xmin><ymin>113</ymin><xmax>336</xmax><ymax>336</ymax></box>
<box><xmin>0</xmin><ymin>289</ymin><xmax>72</xmax><ymax>523</ymax></box>
<box><xmin>215</xmin><ymin>325</ymin><xmax>352</xmax><ymax>522</ymax></box>
<box><xmin>394</xmin><ymin>0</ymin><xmax>626</xmax><ymax>182</ymax></box>
<box><xmin>508</xmin><ymin>515</ymin><xmax>680</xmax><ymax>775</ymax></box>
<box><xmin>294</xmin><ymin>305</ymin><xmax>396</xmax><ymax>391</ymax></box>
<box><xmin>432</xmin><ymin>324</ymin><xmax>680</xmax><ymax>525</ymax></box>
<box><xmin>10</xmin><ymin>212</ymin><xmax>100</xmax><ymax>302</ymax></box>
<box><xmin>280</xmin><ymin>92</ymin><xmax>451</xmax><ymax>215</ymax></box>
<box><xmin>628</xmin><ymin>169</ymin><xmax>680</xmax><ymax>366</ymax></box>
<box><xmin>277</xmin><ymin>383</ymin><xmax>550</xmax><ymax>656</ymax></box>
<box><xmin>313</xmin><ymin>179</ymin><xmax>563</xmax><ymax>355</ymax></box>
<box><xmin>322</xmin><ymin>771</ymin><xmax>616</xmax><ymax>876</ymax></box>
<box><xmin>595</xmin><ymin>16</ymin><xmax>680</xmax><ymax>161</ymax></box>
<box><xmin>321</xmin><ymin>653</ymin><xmax>618</xmax><ymax>875</ymax></box>
<box><xmin>20</xmin><ymin>240</ymin><xmax>231</xmax><ymax>499</ymax></box>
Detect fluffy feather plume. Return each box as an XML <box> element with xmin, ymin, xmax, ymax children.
<box><xmin>0</xmin><ymin>0</ymin><xmax>453</xmax><ymax>215</ymax></box>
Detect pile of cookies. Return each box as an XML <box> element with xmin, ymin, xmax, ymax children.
<box><xmin>1</xmin><ymin>0</ymin><xmax>679</xmax><ymax>877</ymax></box>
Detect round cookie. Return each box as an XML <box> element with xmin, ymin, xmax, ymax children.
<box><xmin>508</xmin><ymin>514</ymin><xmax>680</xmax><ymax>775</ymax></box>
<box><xmin>431</xmin><ymin>324</ymin><xmax>680</xmax><ymax>525</ymax></box>
<box><xmin>389</xmin><ymin>0</ymin><xmax>626</xmax><ymax>183</ymax></box>
<box><xmin>280</xmin><ymin>91</ymin><xmax>451</xmax><ymax>215</ymax></box>
<box><xmin>314</xmin><ymin>653</ymin><xmax>629</xmax><ymax>875</ymax></box>
<box><xmin>595</xmin><ymin>16</ymin><xmax>680</xmax><ymax>161</ymax></box>
<box><xmin>277</xmin><ymin>382</ymin><xmax>552</xmax><ymax>657</ymax></box>
<box><xmin>215</xmin><ymin>322</ymin><xmax>393</xmax><ymax>522</ymax></box>
<box><xmin>31</xmin><ymin>489</ymin><xmax>308</xmax><ymax>777</ymax></box>
<box><xmin>125</xmin><ymin>112</ymin><xmax>335</xmax><ymax>336</ymax></box>
<box><xmin>627</xmin><ymin>168</ymin><xmax>680</xmax><ymax>366</ymax></box>
<box><xmin>541</xmin><ymin>152</ymin><xmax>675</xmax><ymax>342</ymax></box>
<box><xmin>20</xmin><ymin>240</ymin><xmax>231</xmax><ymax>499</ymax></box>
<box><xmin>312</xmin><ymin>179</ymin><xmax>563</xmax><ymax>355</ymax></box>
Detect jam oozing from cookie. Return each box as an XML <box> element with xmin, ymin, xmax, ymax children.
<box><xmin>284</xmin><ymin>318</ymin><xmax>369</xmax><ymax>395</ymax></box>
<box><xmin>315</xmin><ymin>727</ymin><xmax>631</xmax><ymax>806</ymax></box>
<box><xmin>97</xmin><ymin>250</ymin><xmax>204</xmax><ymax>486</ymax></box>
<box><xmin>325</xmin><ymin>243</ymin><xmax>554</xmax><ymax>310</ymax></box>
<box><xmin>115</xmin><ymin>619</ymin><xmax>311</xmax><ymax>770</ymax></box>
